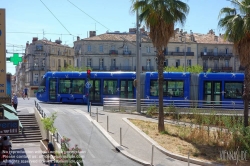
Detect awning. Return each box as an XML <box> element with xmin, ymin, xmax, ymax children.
<box><xmin>1</xmin><ymin>104</ymin><xmax>17</xmax><ymax>115</ymax></box>
<box><xmin>4</xmin><ymin>110</ymin><xmax>23</xmax><ymax>129</ymax></box>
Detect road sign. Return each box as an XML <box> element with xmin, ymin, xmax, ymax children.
<box><xmin>9</xmin><ymin>53</ymin><xmax>23</xmax><ymax>65</ymax></box>
<box><xmin>85</xmin><ymin>82</ymin><xmax>92</xmax><ymax>89</ymax></box>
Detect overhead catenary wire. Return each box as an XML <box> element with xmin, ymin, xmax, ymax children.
<box><xmin>67</xmin><ymin>0</ymin><xmax>111</xmax><ymax>31</ymax></box>
<box><xmin>40</xmin><ymin>0</ymin><xmax>72</xmax><ymax>35</ymax></box>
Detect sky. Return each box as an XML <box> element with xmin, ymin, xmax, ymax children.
<box><xmin>1</xmin><ymin>0</ymin><xmax>232</xmax><ymax>75</ymax></box>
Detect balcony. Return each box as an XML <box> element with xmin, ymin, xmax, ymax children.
<box><xmin>28</xmin><ymin>66</ymin><xmax>45</xmax><ymax>71</ymax></box>
<box><xmin>203</xmin><ymin>66</ymin><xmax>233</xmax><ymax>72</ymax></box>
<box><xmin>91</xmin><ymin>66</ymin><xmax>107</xmax><ymax>71</ymax></box>
<box><xmin>109</xmin><ymin>50</ymin><xmax>118</xmax><ymax>56</ymax></box>
<box><xmin>165</xmin><ymin>52</ymin><xmax>194</xmax><ymax>56</ymax></box>
<box><xmin>201</xmin><ymin>52</ymin><xmax>233</xmax><ymax>59</ymax></box>
<box><xmin>123</xmin><ymin>50</ymin><xmax>132</xmax><ymax>55</ymax></box>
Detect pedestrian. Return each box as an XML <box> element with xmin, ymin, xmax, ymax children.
<box><xmin>11</xmin><ymin>93</ymin><xmax>18</xmax><ymax>111</ymax></box>
<box><xmin>23</xmin><ymin>86</ymin><xmax>29</xmax><ymax>100</ymax></box>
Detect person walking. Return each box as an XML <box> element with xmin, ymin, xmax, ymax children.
<box><xmin>12</xmin><ymin>93</ymin><xmax>18</xmax><ymax>111</ymax></box>
<box><xmin>23</xmin><ymin>87</ymin><xmax>29</xmax><ymax>100</ymax></box>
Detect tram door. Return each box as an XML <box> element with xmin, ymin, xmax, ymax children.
<box><xmin>49</xmin><ymin>78</ymin><xmax>57</xmax><ymax>101</ymax></box>
<box><xmin>204</xmin><ymin>81</ymin><xmax>221</xmax><ymax>104</ymax></box>
<box><xmin>89</xmin><ymin>80</ymin><xmax>101</xmax><ymax>103</ymax></box>
<box><xmin>120</xmin><ymin>80</ymin><xmax>134</xmax><ymax>98</ymax></box>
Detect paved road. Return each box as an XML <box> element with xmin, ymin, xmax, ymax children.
<box><xmin>19</xmin><ymin>98</ymin><xmax>141</xmax><ymax>166</ymax></box>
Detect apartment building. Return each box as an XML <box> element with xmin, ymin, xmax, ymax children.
<box><xmin>15</xmin><ymin>37</ymin><xmax>74</xmax><ymax>97</ymax></box>
<box><xmin>14</xmin><ymin>28</ymin><xmax>240</xmax><ymax>97</ymax></box>
<box><xmin>196</xmin><ymin>29</ymin><xmax>238</xmax><ymax>72</ymax></box>
<box><xmin>74</xmin><ymin>28</ymin><xmax>198</xmax><ymax>72</ymax></box>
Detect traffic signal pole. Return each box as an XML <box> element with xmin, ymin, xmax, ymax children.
<box><xmin>87</xmin><ymin>70</ymin><xmax>91</xmax><ymax>112</ymax></box>
<box><xmin>87</xmin><ymin>78</ymin><xmax>90</xmax><ymax>112</ymax></box>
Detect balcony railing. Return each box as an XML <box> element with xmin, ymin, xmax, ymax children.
<box><xmin>28</xmin><ymin>66</ymin><xmax>46</xmax><ymax>71</ymax></box>
<box><xmin>165</xmin><ymin>52</ymin><xmax>194</xmax><ymax>56</ymax></box>
<box><xmin>123</xmin><ymin>50</ymin><xmax>132</xmax><ymax>55</ymax></box>
<box><xmin>91</xmin><ymin>66</ymin><xmax>107</xmax><ymax>71</ymax></box>
<box><xmin>201</xmin><ymin>52</ymin><xmax>233</xmax><ymax>57</ymax></box>
<box><xmin>203</xmin><ymin>66</ymin><xmax>233</xmax><ymax>72</ymax></box>
<box><xmin>109</xmin><ymin>50</ymin><xmax>118</xmax><ymax>55</ymax></box>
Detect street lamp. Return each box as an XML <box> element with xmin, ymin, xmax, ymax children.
<box><xmin>179</xmin><ymin>32</ymin><xmax>187</xmax><ymax>72</ymax></box>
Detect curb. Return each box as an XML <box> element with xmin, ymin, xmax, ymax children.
<box><xmin>81</xmin><ymin>111</ymin><xmax>151</xmax><ymax>166</ymax></box>
<box><xmin>123</xmin><ymin>117</ymin><xmax>223</xmax><ymax>166</ymax></box>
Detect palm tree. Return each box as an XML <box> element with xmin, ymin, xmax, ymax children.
<box><xmin>218</xmin><ymin>0</ymin><xmax>250</xmax><ymax>127</ymax></box>
<box><xmin>131</xmin><ymin>0</ymin><xmax>189</xmax><ymax>132</ymax></box>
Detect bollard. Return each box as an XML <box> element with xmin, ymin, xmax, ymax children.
<box><xmin>96</xmin><ymin>108</ymin><xmax>98</xmax><ymax>122</ymax></box>
<box><xmin>151</xmin><ymin>145</ymin><xmax>154</xmax><ymax>165</ymax></box>
<box><xmin>107</xmin><ymin>116</ymin><xmax>109</xmax><ymax>132</ymax></box>
<box><xmin>90</xmin><ymin>102</ymin><xmax>92</xmax><ymax>116</ymax></box>
<box><xmin>56</xmin><ymin>133</ymin><xmax>59</xmax><ymax>143</ymax></box>
<box><xmin>120</xmin><ymin>128</ymin><xmax>122</xmax><ymax>146</ymax></box>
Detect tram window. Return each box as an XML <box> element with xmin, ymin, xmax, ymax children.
<box><xmin>150</xmin><ymin>80</ymin><xmax>158</xmax><ymax>96</ymax></box>
<box><xmin>167</xmin><ymin>81</ymin><xmax>184</xmax><ymax>97</ymax></box>
<box><xmin>59</xmin><ymin>79</ymin><xmax>71</xmax><ymax>94</ymax></box>
<box><xmin>72</xmin><ymin>80</ymin><xmax>85</xmax><ymax>94</ymax></box>
<box><xmin>103</xmin><ymin>80</ymin><xmax>117</xmax><ymax>95</ymax></box>
<box><xmin>224</xmin><ymin>82</ymin><xmax>243</xmax><ymax>99</ymax></box>
<box><xmin>38</xmin><ymin>78</ymin><xmax>46</xmax><ymax>92</ymax></box>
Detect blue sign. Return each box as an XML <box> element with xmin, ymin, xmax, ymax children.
<box><xmin>85</xmin><ymin>82</ymin><xmax>92</xmax><ymax>89</ymax></box>
<box><xmin>0</xmin><ymin>30</ymin><xmax>1</xmax><ymax>36</ymax></box>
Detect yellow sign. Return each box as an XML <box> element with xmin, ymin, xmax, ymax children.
<box><xmin>0</xmin><ymin>9</ymin><xmax>6</xmax><ymax>97</ymax></box>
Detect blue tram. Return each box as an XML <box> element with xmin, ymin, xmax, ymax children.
<box><xmin>36</xmin><ymin>71</ymin><xmax>136</xmax><ymax>104</ymax></box>
<box><xmin>142</xmin><ymin>72</ymin><xmax>191</xmax><ymax>100</ymax></box>
<box><xmin>197</xmin><ymin>73</ymin><xmax>244</xmax><ymax>108</ymax></box>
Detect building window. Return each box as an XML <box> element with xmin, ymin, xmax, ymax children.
<box><xmin>176</xmin><ymin>59</ymin><xmax>180</xmax><ymax>67</ymax></box>
<box><xmin>52</xmin><ymin>59</ymin><xmax>55</xmax><ymax>67</ymax></box>
<box><xmin>146</xmin><ymin>46</ymin><xmax>151</xmax><ymax>53</ymax></box>
<box><xmin>124</xmin><ymin>45</ymin><xmax>128</xmax><ymax>52</ymax></box>
<box><xmin>164</xmin><ymin>47</ymin><xmax>168</xmax><ymax>55</ymax></box>
<box><xmin>34</xmin><ymin>73</ymin><xmax>39</xmax><ymax>84</ymax></box>
<box><xmin>164</xmin><ymin>59</ymin><xmax>168</xmax><ymax>66</ymax></box>
<box><xmin>58</xmin><ymin>59</ymin><xmax>61</xmax><ymax>67</ymax></box>
<box><xmin>203</xmin><ymin>60</ymin><xmax>208</xmax><ymax>68</ymax></box>
<box><xmin>214</xmin><ymin>48</ymin><xmax>218</xmax><ymax>56</ymax></box>
<box><xmin>204</xmin><ymin>47</ymin><xmax>207</xmax><ymax>53</ymax></box>
<box><xmin>64</xmin><ymin>60</ymin><xmax>67</xmax><ymax>67</ymax></box>
<box><xmin>34</xmin><ymin>59</ymin><xmax>39</xmax><ymax>66</ymax></box>
<box><xmin>58</xmin><ymin>49</ymin><xmax>60</xmax><ymax>55</ymax></box>
<box><xmin>87</xmin><ymin>58</ymin><xmax>92</xmax><ymax>67</ymax></box>
<box><xmin>214</xmin><ymin>60</ymin><xmax>219</xmax><ymax>69</ymax></box>
<box><xmin>146</xmin><ymin>59</ymin><xmax>151</xmax><ymax>71</ymax></box>
<box><xmin>111</xmin><ymin>45</ymin><xmax>115</xmax><ymax>50</ymax></box>
<box><xmin>36</xmin><ymin>45</ymin><xmax>43</xmax><ymax>51</ymax></box>
<box><xmin>99</xmin><ymin>45</ymin><xmax>103</xmax><ymax>52</ymax></box>
<box><xmin>187</xmin><ymin>59</ymin><xmax>191</xmax><ymax>67</ymax></box>
<box><xmin>69</xmin><ymin>60</ymin><xmax>71</xmax><ymax>65</ymax></box>
<box><xmin>99</xmin><ymin>58</ymin><xmax>104</xmax><ymax>70</ymax></box>
<box><xmin>187</xmin><ymin>47</ymin><xmax>191</xmax><ymax>52</ymax></box>
<box><xmin>225</xmin><ymin>60</ymin><xmax>229</xmax><ymax>67</ymax></box>
<box><xmin>176</xmin><ymin>47</ymin><xmax>180</xmax><ymax>52</ymax></box>
<box><xmin>42</xmin><ymin>58</ymin><xmax>45</xmax><ymax>67</ymax></box>
<box><xmin>111</xmin><ymin>59</ymin><xmax>116</xmax><ymax>67</ymax></box>
<box><xmin>87</xmin><ymin>45</ymin><xmax>91</xmax><ymax>52</ymax></box>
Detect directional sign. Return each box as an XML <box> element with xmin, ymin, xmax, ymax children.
<box><xmin>85</xmin><ymin>82</ymin><xmax>92</xmax><ymax>89</ymax></box>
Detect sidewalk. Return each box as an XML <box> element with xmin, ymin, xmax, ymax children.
<box><xmin>84</xmin><ymin>108</ymin><xmax>207</xmax><ymax>166</ymax></box>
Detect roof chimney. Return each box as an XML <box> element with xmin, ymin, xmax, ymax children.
<box><xmin>129</xmin><ymin>28</ymin><xmax>136</xmax><ymax>33</ymax></box>
<box><xmin>89</xmin><ymin>31</ymin><xmax>96</xmax><ymax>37</ymax></box>
<box><xmin>77</xmin><ymin>36</ymin><xmax>80</xmax><ymax>41</ymax></box>
<box><xmin>26</xmin><ymin>41</ymin><xmax>29</xmax><ymax>47</ymax></box>
<box><xmin>32</xmin><ymin>37</ymin><xmax>38</xmax><ymax>43</ymax></box>
<box><xmin>214</xmin><ymin>35</ymin><xmax>218</xmax><ymax>42</ymax></box>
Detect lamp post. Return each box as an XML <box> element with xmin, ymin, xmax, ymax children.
<box><xmin>180</xmin><ymin>32</ymin><xmax>187</xmax><ymax>72</ymax></box>
<box><xmin>136</xmin><ymin>0</ymin><xmax>141</xmax><ymax>113</ymax></box>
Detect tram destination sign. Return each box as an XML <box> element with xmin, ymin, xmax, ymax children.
<box><xmin>0</xmin><ymin>120</ymin><xmax>19</xmax><ymax>135</ymax></box>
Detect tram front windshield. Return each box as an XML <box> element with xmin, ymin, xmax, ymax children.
<box><xmin>38</xmin><ymin>77</ymin><xmax>46</xmax><ymax>92</ymax></box>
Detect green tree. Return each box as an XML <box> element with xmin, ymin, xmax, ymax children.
<box><xmin>164</xmin><ymin>65</ymin><xmax>211</xmax><ymax>73</ymax></box>
<box><xmin>218</xmin><ymin>0</ymin><xmax>250</xmax><ymax>127</ymax></box>
<box><xmin>61</xmin><ymin>64</ymin><xmax>91</xmax><ymax>72</ymax></box>
<box><xmin>41</xmin><ymin>112</ymin><xmax>57</xmax><ymax>138</ymax></box>
<box><xmin>132</xmin><ymin>0</ymin><xmax>189</xmax><ymax>132</ymax></box>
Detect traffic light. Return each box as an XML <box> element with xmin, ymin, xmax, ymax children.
<box><xmin>87</xmin><ymin>69</ymin><xmax>91</xmax><ymax>79</ymax></box>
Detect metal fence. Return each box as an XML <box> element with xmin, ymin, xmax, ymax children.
<box><xmin>103</xmin><ymin>98</ymin><xmax>245</xmax><ymax>115</ymax></box>
<box><xmin>34</xmin><ymin>100</ymin><xmax>64</xmax><ymax>145</ymax></box>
